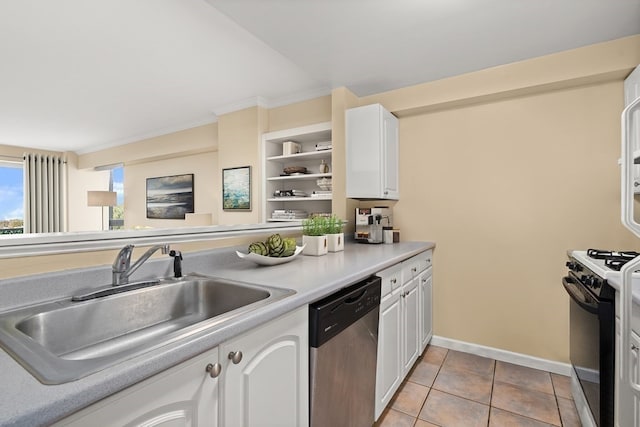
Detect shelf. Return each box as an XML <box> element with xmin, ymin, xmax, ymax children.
<box><xmin>267</xmin><ymin>149</ymin><xmax>332</xmax><ymax>162</ymax></box>
<box><xmin>263</xmin><ymin>121</ymin><xmax>331</xmax><ymax>144</ymax></box>
<box><xmin>266</xmin><ymin>218</ymin><xmax>304</xmax><ymax>222</ymax></box>
<box><xmin>267</xmin><ymin>173</ymin><xmax>332</xmax><ymax>181</ymax></box>
<box><xmin>267</xmin><ymin>196</ymin><xmax>332</xmax><ymax>202</ymax></box>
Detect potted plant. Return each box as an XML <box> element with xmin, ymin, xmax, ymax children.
<box><xmin>302</xmin><ymin>216</ymin><xmax>328</xmax><ymax>256</ymax></box>
<box><xmin>324</xmin><ymin>214</ymin><xmax>344</xmax><ymax>252</ymax></box>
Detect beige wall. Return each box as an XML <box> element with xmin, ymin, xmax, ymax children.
<box><xmin>66</xmin><ymin>152</ymin><xmax>111</xmax><ymax>232</ymax></box>
<box><xmin>397</xmin><ymin>82</ymin><xmax>636</xmax><ymax>362</ymax></box>
<box><xmin>124</xmin><ymin>151</ymin><xmax>218</xmax><ymax>228</ymax></box>
<box><xmin>79</xmin><ymin>123</ymin><xmax>218</xmax><ymax>169</ymax></box>
<box><xmin>216</xmin><ymin>106</ymin><xmax>267</xmax><ymax>225</ymax></box>
<box><xmin>355</xmin><ymin>35</ymin><xmax>640</xmax><ymax>362</ymax></box>
<box><xmin>268</xmin><ymin>96</ymin><xmax>332</xmax><ymax>132</ymax></box>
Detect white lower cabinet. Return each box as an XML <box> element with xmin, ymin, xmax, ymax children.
<box><xmin>220</xmin><ymin>307</ymin><xmax>308</xmax><ymax>427</ymax></box>
<box><xmin>616</xmin><ymin>317</ymin><xmax>640</xmax><ymax>427</ymax></box>
<box><xmin>402</xmin><ymin>276</ymin><xmax>419</xmax><ymax>377</ymax></box>
<box><xmin>56</xmin><ymin>307</ymin><xmax>308</xmax><ymax>427</ymax></box>
<box><xmin>374</xmin><ymin>250</ymin><xmax>433</xmax><ymax>421</ymax></box>
<box><xmin>419</xmin><ymin>268</ymin><xmax>433</xmax><ymax>354</ymax></box>
<box><xmin>375</xmin><ymin>287</ymin><xmax>402</xmax><ymax>419</ymax></box>
<box><xmin>56</xmin><ymin>347</ymin><xmax>220</xmax><ymax>427</ymax></box>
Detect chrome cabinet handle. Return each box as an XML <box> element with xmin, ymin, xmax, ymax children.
<box><xmin>411</xmin><ymin>267</ymin><xmax>417</xmax><ymax>273</ymax></box>
<box><xmin>205</xmin><ymin>362</ymin><xmax>222</xmax><ymax>378</ymax></box>
<box><xmin>228</xmin><ymin>351</ymin><xmax>243</xmax><ymax>364</ymax></box>
<box><xmin>632</xmin><ymin>344</ymin><xmax>639</xmax><ymax>351</ymax></box>
<box><xmin>390</xmin><ymin>278</ymin><xmax>397</xmax><ymax>284</ymax></box>
<box><xmin>427</xmin><ymin>259</ymin><xmax>431</xmax><ymax>263</ymax></box>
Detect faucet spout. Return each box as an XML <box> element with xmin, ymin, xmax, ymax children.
<box><xmin>112</xmin><ymin>244</ymin><xmax>170</xmax><ymax>285</ymax></box>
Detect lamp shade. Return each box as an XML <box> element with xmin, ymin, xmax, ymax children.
<box><xmin>87</xmin><ymin>191</ymin><xmax>117</xmax><ymax>207</ymax></box>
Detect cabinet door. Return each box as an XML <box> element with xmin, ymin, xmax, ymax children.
<box><xmin>632</xmin><ymin>331</ymin><xmax>640</xmax><ymax>427</ymax></box>
<box><xmin>220</xmin><ymin>307</ymin><xmax>308</xmax><ymax>427</ymax></box>
<box><xmin>402</xmin><ymin>277</ymin><xmax>420</xmax><ymax>376</ymax></box>
<box><xmin>56</xmin><ymin>348</ymin><xmax>219</xmax><ymax>427</ymax></box>
<box><xmin>419</xmin><ymin>269</ymin><xmax>433</xmax><ymax>354</ymax></box>
<box><xmin>382</xmin><ymin>107</ymin><xmax>399</xmax><ymax>200</ymax></box>
<box><xmin>375</xmin><ymin>288</ymin><xmax>402</xmax><ymax>420</ymax></box>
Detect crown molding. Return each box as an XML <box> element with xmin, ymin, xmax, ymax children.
<box><xmin>212</xmin><ymin>87</ymin><xmax>331</xmax><ymax>116</ymax></box>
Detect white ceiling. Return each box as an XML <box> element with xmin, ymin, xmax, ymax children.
<box><xmin>1</xmin><ymin>0</ymin><xmax>639</xmax><ymax>154</ymax></box>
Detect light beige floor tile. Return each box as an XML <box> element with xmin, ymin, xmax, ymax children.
<box><xmin>550</xmin><ymin>373</ymin><xmax>573</xmax><ymax>400</ymax></box>
<box><xmin>442</xmin><ymin>349</ymin><xmax>495</xmax><ymax>378</ymax></box>
<box><xmin>489</xmin><ymin>407</ymin><xmax>557</xmax><ymax>426</ymax></box>
<box><xmin>433</xmin><ymin>365</ymin><xmax>493</xmax><ymax>404</ymax></box>
<box><xmin>390</xmin><ymin>381</ymin><xmax>430</xmax><ymax>417</ymax></box>
<box><xmin>422</xmin><ymin>345</ymin><xmax>448</xmax><ymax>366</ymax></box>
<box><xmin>495</xmin><ymin>361</ymin><xmax>554</xmax><ymax>395</ymax></box>
<box><xmin>491</xmin><ymin>381</ymin><xmax>561</xmax><ymax>426</ymax></box>
<box><xmin>414</xmin><ymin>420</ymin><xmax>439</xmax><ymax>427</ymax></box>
<box><xmin>375</xmin><ymin>407</ymin><xmax>416</xmax><ymax>427</ymax></box>
<box><xmin>407</xmin><ymin>359</ymin><xmax>441</xmax><ymax>387</ymax></box>
<box><xmin>557</xmin><ymin>396</ymin><xmax>581</xmax><ymax>427</ymax></box>
<box><xmin>419</xmin><ymin>389</ymin><xmax>490</xmax><ymax>427</ymax></box>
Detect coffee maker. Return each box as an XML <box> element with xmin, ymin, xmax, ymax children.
<box><xmin>354</xmin><ymin>207</ymin><xmax>392</xmax><ymax>244</ymax></box>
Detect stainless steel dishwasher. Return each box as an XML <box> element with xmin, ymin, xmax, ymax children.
<box><xmin>309</xmin><ymin>276</ymin><xmax>381</xmax><ymax>427</ymax></box>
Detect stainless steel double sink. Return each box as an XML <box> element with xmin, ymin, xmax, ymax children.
<box><xmin>0</xmin><ymin>274</ymin><xmax>294</xmax><ymax>384</ymax></box>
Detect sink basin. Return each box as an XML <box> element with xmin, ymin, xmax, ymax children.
<box><xmin>0</xmin><ymin>274</ymin><xmax>294</xmax><ymax>384</ymax></box>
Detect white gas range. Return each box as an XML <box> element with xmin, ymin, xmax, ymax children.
<box><xmin>564</xmin><ymin>248</ymin><xmax>640</xmax><ymax>427</ymax></box>
<box><xmin>569</xmin><ymin>249</ymin><xmax>640</xmax><ymax>302</ymax></box>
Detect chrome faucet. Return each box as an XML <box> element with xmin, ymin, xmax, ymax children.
<box><xmin>112</xmin><ymin>244</ymin><xmax>170</xmax><ymax>285</ymax></box>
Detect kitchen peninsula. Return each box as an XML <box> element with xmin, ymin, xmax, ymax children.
<box><xmin>0</xmin><ymin>240</ymin><xmax>434</xmax><ymax>426</ymax></box>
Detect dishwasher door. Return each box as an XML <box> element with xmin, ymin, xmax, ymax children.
<box><xmin>309</xmin><ymin>276</ymin><xmax>381</xmax><ymax>427</ymax></box>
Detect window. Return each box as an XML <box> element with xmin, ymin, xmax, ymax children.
<box><xmin>109</xmin><ymin>166</ymin><xmax>124</xmax><ymax>230</ymax></box>
<box><xmin>0</xmin><ymin>162</ymin><xmax>24</xmax><ymax>234</ymax></box>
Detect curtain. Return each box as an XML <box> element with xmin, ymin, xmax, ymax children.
<box><xmin>23</xmin><ymin>153</ymin><xmax>67</xmax><ymax>233</ymax></box>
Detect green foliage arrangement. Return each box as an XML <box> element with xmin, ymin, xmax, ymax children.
<box><xmin>302</xmin><ymin>216</ymin><xmax>327</xmax><ymax>236</ymax></box>
<box><xmin>324</xmin><ymin>214</ymin><xmax>344</xmax><ymax>234</ymax></box>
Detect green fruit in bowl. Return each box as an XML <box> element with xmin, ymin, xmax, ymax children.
<box><xmin>248</xmin><ymin>234</ymin><xmax>297</xmax><ymax>257</ymax></box>
<box><xmin>248</xmin><ymin>242</ymin><xmax>268</xmax><ymax>256</ymax></box>
<box><xmin>281</xmin><ymin>238</ymin><xmax>296</xmax><ymax>257</ymax></box>
<box><xmin>266</xmin><ymin>234</ymin><xmax>285</xmax><ymax>256</ymax></box>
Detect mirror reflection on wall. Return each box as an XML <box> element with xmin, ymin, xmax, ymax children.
<box><xmin>0</xmin><ymin>162</ymin><xmax>124</xmax><ymax>236</ymax></box>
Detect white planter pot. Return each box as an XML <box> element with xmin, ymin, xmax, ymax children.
<box><xmin>327</xmin><ymin>233</ymin><xmax>344</xmax><ymax>252</ymax></box>
<box><xmin>302</xmin><ymin>235</ymin><xmax>328</xmax><ymax>256</ymax></box>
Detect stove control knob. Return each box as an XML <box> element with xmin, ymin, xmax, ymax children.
<box><xmin>592</xmin><ymin>278</ymin><xmax>602</xmax><ymax>289</ymax></box>
<box><xmin>565</xmin><ymin>261</ymin><xmax>582</xmax><ymax>272</ymax></box>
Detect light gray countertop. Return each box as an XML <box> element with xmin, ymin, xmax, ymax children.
<box><xmin>0</xmin><ymin>240</ymin><xmax>434</xmax><ymax>427</ymax></box>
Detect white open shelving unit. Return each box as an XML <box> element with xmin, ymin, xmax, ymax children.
<box><xmin>261</xmin><ymin>122</ymin><xmax>332</xmax><ymax>222</ymax></box>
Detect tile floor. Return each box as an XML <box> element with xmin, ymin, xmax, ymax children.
<box><xmin>375</xmin><ymin>345</ymin><xmax>581</xmax><ymax>427</ymax></box>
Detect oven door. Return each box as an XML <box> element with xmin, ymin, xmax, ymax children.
<box><xmin>563</xmin><ymin>275</ymin><xmax>614</xmax><ymax>427</ymax></box>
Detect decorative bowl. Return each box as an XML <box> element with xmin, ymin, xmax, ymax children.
<box><xmin>283</xmin><ymin>166</ymin><xmax>307</xmax><ymax>175</ymax></box>
<box><xmin>236</xmin><ymin>245</ymin><xmax>305</xmax><ymax>266</ymax></box>
<box><xmin>316</xmin><ymin>177</ymin><xmax>332</xmax><ymax>191</ymax></box>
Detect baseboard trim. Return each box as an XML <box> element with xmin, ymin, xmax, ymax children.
<box><xmin>430</xmin><ymin>335</ymin><xmax>572</xmax><ymax>376</ymax></box>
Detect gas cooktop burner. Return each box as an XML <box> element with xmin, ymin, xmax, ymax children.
<box><xmin>587</xmin><ymin>248</ymin><xmax>640</xmax><ymax>271</ymax></box>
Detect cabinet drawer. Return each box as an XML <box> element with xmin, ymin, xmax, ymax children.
<box><xmin>377</xmin><ymin>263</ymin><xmax>402</xmax><ymax>297</ymax></box>
<box><xmin>402</xmin><ymin>250</ymin><xmax>433</xmax><ymax>283</ymax></box>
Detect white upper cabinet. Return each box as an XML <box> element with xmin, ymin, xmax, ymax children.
<box><xmin>346</xmin><ymin>104</ymin><xmax>399</xmax><ymax>200</ymax></box>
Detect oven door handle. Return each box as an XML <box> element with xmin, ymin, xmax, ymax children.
<box><xmin>562</xmin><ymin>277</ymin><xmax>598</xmax><ymax>314</ymax></box>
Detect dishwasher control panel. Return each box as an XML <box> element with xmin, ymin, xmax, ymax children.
<box><xmin>309</xmin><ymin>276</ymin><xmax>381</xmax><ymax>348</ymax></box>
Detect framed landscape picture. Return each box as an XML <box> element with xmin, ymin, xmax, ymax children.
<box><xmin>146</xmin><ymin>174</ymin><xmax>194</xmax><ymax>219</ymax></box>
<box><xmin>222</xmin><ymin>166</ymin><xmax>251</xmax><ymax>211</ymax></box>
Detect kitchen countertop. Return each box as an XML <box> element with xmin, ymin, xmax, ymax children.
<box><xmin>0</xmin><ymin>240</ymin><xmax>434</xmax><ymax>427</ymax></box>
